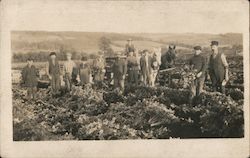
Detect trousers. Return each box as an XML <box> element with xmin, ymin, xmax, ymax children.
<box><xmin>190</xmin><ymin>76</ymin><xmax>205</xmax><ymax>98</ymax></box>
<box><xmin>27</xmin><ymin>87</ymin><xmax>37</xmax><ymax>100</ymax></box>
<box><xmin>128</xmin><ymin>70</ymin><xmax>139</xmax><ymax>85</ymax></box>
<box><xmin>51</xmin><ymin>74</ymin><xmax>61</xmax><ymax>94</ymax></box>
<box><xmin>141</xmin><ymin>69</ymin><xmax>151</xmax><ymax>86</ymax></box>
<box><xmin>64</xmin><ymin>73</ymin><xmax>72</xmax><ymax>92</ymax></box>
<box><xmin>114</xmin><ymin>78</ymin><xmax>125</xmax><ymax>92</ymax></box>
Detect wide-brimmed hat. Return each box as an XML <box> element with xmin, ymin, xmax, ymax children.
<box><xmin>49</xmin><ymin>52</ymin><xmax>56</xmax><ymax>56</ymax></box>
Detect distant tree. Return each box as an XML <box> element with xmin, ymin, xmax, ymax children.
<box><xmin>98</xmin><ymin>36</ymin><xmax>114</xmax><ymax>56</ymax></box>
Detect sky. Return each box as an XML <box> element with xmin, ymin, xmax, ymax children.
<box><xmin>2</xmin><ymin>0</ymin><xmax>249</xmax><ymax>34</ymax></box>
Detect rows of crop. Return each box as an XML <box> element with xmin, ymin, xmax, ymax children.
<box><xmin>13</xmin><ymin>83</ymin><xmax>244</xmax><ymax>141</ymax></box>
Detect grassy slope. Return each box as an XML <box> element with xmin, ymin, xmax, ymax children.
<box><xmin>11</xmin><ymin>31</ymin><xmax>242</xmax><ymax>54</ymax></box>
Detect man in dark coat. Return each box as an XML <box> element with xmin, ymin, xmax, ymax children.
<box><xmin>79</xmin><ymin>59</ymin><xmax>91</xmax><ymax>87</ymax></box>
<box><xmin>189</xmin><ymin>46</ymin><xmax>207</xmax><ymax>99</ymax></box>
<box><xmin>127</xmin><ymin>51</ymin><xmax>139</xmax><ymax>86</ymax></box>
<box><xmin>46</xmin><ymin>52</ymin><xmax>61</xmax><ymax>95</ymax></box>
<box><xmin>208</xmin><ymin>41</ymin><xmax>229</xmax><ymax>94</ymax></box>
<box><xmin>112</xmin><ymin>55</ymin><xmax>127</xmax><ymax>93</ymax></box>
<box><xmin>22</xmin><ymin>58</ymin><xmax>39</xmax><ymax>100</ymax></box>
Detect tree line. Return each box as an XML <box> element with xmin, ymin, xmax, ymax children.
<box><xmin>12</xmin><ymin>36</ymin><xmax>116</xmax><ymax>63</ymax></box>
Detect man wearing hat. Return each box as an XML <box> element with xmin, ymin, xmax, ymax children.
<box><xmin>21</xmin><ymin>57</ymin><xmax>39</xmax><ymax>100</ymax></box>
<box><xmin>189</xmin><ymin>46</ymin><xmax>207</xmax><ymax>99</ymax></box>
<box><xmin>125</xmin><ymin>38</ymin><xmax>135</xmax><ymax>56</ymax></box>
<box><xmin>46</xmin><ymin>52</ymin><xmax>61</xmax><ymax>96</ymax></box>
<box><xmin>79</xmin><ymin>57</ymin><xmax>92</xmax><ymax>87</ymax></box>
<box><xmin>208</xmin><ymin>41</ymin><xmax>229</xmax><ymax>94</ymax></box>
<box><xmin>112</xmin><ymin>54</ymin><xmax>127</xmax><ymax>93</ymax></box>
<box><xmin>127</xmin><ymin>51</ymin><xmax>139</xmax><ymax>86</ymax></box>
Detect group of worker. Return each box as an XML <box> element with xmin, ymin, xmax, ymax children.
<box><xmin>21</xmin><ymin>38</ymin><xmax>229</xmax><ymax>100</ymax></box>
<box><xmin>189</xmin><ymin>41</ymin><xmax>229</xmax><ymax>99</ymax></box>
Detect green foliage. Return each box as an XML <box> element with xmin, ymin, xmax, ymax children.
<box><xmin>196</xmin><ymin>92</ymin><xmax>244</xmax><ymax>137</ymax></box>
<box><xmin>13</xmin><ymin>84</ymin><xmax>244</xmax><ymax>140</ymax></box>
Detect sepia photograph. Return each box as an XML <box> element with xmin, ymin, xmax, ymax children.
<box><xmin>1</xmin><ymin>0</ymin><xmax>249</xmax><ymax>157</ymax></box>
<box><xmin>12</xmin><ymin>31</ymin><xmax>244</xmax><ymax>140</ymax></box>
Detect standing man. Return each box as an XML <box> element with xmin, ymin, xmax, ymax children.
<box><xmin>127</xmin><ymin>51</ymin><xmax>139</xmax><ymax>86</ymax></box>
<box><xmin>208</xmin><ymin>41</ymin><xmax>229</xmax><ymax>94</ymax></box>
<box><xmin>140</xmin><ymin>50</ymin><xmax>152</xmax><ymax>86</ymax></box>
<box><xmin>21</xmin><ymin>57</ymin><xmax>39</xmax><ymax>100</ymax></box>
<box><xmin>79</xmin><ymin>59</ymin><xmax>91</xmax><ymax>88</ymax></box>
<box><xmin>63</xmin><ymin>53</ymin><xmax>77</xmax><ymax>92</ymax></box>
<box><xmin>93</xmin><ymin>55</ymin><xmax>105</xmax><ymax>89</ymax></box>
<box><xmin>150</xmin><ymin>52</ymin><xmax>160</xmax><ymax>87</ymax></box>
<box><xmin>46</xmin><ymin>52</ymin><xmax>61</xmax><ymax>96</ymax></box>
<box><xmin>125</xmin><ymin>38</ymin><xmax>135</xmax><ymax>56</ymax></box>
<box><xmin>112</xmin><ymin>55</ymin><xmax>127</xmax><ymax>93</ymax></box>
<box><xmin>189</xmin><ymin>46</ymin><xmax>207</xmax><ymax>99</ymax></box>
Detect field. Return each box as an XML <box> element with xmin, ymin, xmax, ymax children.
<box><xmin>12</xmin><ymin>53</ymin><xmax>244</xmax><ymax>140</ymax></box>
<box><xmin>12</xmin><ymin>31</ymin><xmax>242</xmax><ymax>54</ymax></box>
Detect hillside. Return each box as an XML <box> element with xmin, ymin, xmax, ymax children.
<box><xmin>11</xmin><ymin>31</ymin><xmax>243</xmax><ymax>54</ymax></box>
<box><xmin>130</xmin><ymin>33</ymin><xmax>243</xmax><ymax>46</ymax></box>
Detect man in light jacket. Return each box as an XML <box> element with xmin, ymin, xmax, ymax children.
<box><xmin>140</xmin><ymin>50</ymin><xmax>152</xmax><ymax>86</ymax></box>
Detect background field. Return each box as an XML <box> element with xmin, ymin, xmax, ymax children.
<box><xmin>11</xmin><ymin>31</ymin><xmax>243</xmax><ymax>55</ymax></box>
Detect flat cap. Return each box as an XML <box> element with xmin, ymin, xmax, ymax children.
<box><xmin>211</xmin><ymin>41</ymin><xmax>219</xmax><ymax>46</ymax></box>
<box><xmin>194</xmin><ymin>46</ymin><xmax>202</xmax><ymax>50</ymax></box>
<box><xmin>49</xmin><ymin>52</ymin><xmax>56</xmax><ymax>56</ymax></box>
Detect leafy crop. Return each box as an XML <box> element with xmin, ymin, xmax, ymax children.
<box><xmin>12</xmin><ymin>54</ymin><xmax>244</xmax><ymax>140</ymax></box>
<box><xmin>13</xmin><ymin>83</ymin><xmax>244</xmax><ymax>140</ymax></box>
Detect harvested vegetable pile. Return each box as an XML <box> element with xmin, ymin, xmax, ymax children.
<box><xmin>13</xmin><ymin>83</ymin><xmax>244</xmax><ymax>141</ymax></box>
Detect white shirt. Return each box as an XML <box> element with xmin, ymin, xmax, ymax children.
<box><xmin>64</xmin><ymin>60</ymin><xmax>76</xmax><ymax>75</ymax></box>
